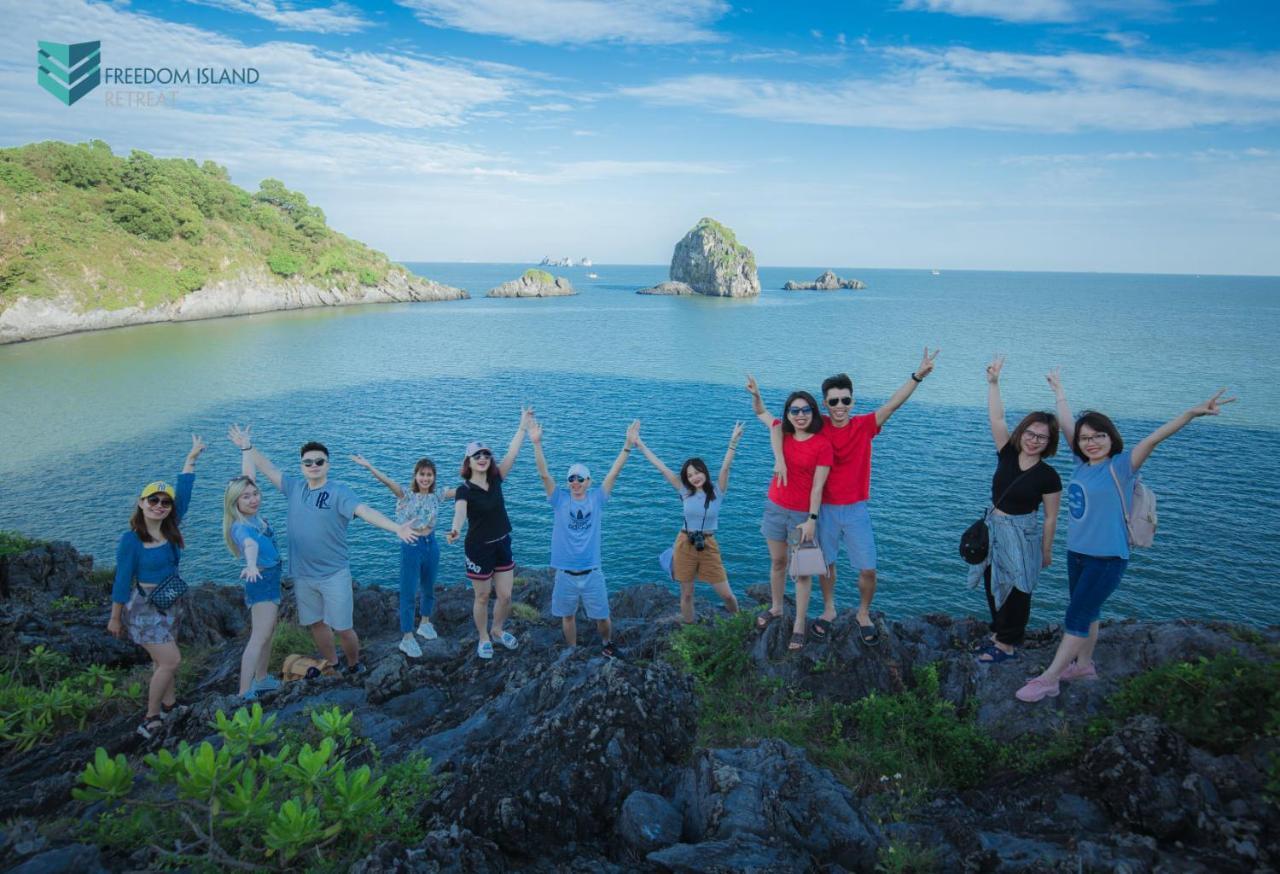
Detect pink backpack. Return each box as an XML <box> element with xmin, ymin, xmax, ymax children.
<box><xmin>1110</xmin><ymin>463</ymin><xmax>1156</xmax><ymax>549</ymax></box>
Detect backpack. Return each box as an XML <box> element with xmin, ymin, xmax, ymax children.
<box><xmin>1110</xmin><ymin>463</ymin><xmax>1156</xmax><ymax>549</ymax></box>
<box><xmin>281</xmin><ymin>654</ymin><xmax>334</xmax><ymax>682</ymax></box>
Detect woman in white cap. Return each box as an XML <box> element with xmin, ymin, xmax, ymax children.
<box><xmin>107</xmin><ymin>434</ymin><xmax>205</xmax><ymax>739</ymax></box>
<box><xmin>446</xmin><ymin>408</ymin><xmax>533</xmax><ymax>659</ymax></box>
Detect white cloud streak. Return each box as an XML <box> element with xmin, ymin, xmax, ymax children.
<box><xmin>393</xmin><ymin>0</ymin><xmax>729</xmax><ymax>45</ymax></box>
<box><xmin>186</xmin><ymin>0</ymin><xmax>372</xmax><ymax>34</ymax></box>
<box><xmin>898</xmin><ymin>0</ymin><xmax>1172</xmax><ymax>24</ymax></box>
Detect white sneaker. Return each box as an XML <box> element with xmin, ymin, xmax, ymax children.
<box><xmin>416</xmin><ymin>620</ymin><xmax>438</xmax><ymax>641</ymax></box>
<box><xmin>398</xmin><ymin>636</ymin><xmax>423</xmax><ymax>658</ymax></box>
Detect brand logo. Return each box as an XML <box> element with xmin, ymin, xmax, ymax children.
<box><xmin>37</xmin><ymin>40</ymin><xmax>102</xmax><ymax>106</ymax></box>
<box><xmin>1067</xmin><ymin>482</ymin><xmax>1086</xmax><ymax>519</ymax></box>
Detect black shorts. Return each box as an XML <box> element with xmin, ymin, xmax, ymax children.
<box><xmin>464</xmin><ymin>533</ymin><xmax>514</xmax><ymax>581</ymax></box>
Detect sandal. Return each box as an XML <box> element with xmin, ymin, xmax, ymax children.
<box><xmin>787</xmin><ymin>631</ymin><xmax>806</xmax><ymax>651</ymax></box>
<box><xmin>810</xmin><ymin>617</ymin><xmax>834</xmax><ymax>639</ymax></box>
<box><xmin>975</xmin><ymin>644</ymin><xmax>1018</xmax><ymax>664</ymax></box>
<box><xmin>137</xmin><ymin>716</ymin><xmax>165</xmax><ymax>740</ymax></box>
<box><xmin>755</xmin><ymin>610</ymin><xmax>782</xmax><ymax>630</ymax></box>
<box><xmin>857</xmin><ymin>619</ymin><xmax>880</xmax><ymax>646</ymax></box>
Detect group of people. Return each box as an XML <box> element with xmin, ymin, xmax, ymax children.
<box><xmin>107</xmin><ymin>350</ymin><xmax>1234</xmax><ymax>739</ymax></box>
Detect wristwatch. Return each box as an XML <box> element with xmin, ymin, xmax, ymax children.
<box><xmin>808</xmin><ymin>513</ymin><xmax>819</xmax><ymax>520</ymax></box>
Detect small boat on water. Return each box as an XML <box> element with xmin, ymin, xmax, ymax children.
<box><xmin>587</xmin><ymin>272</ymin><xmax>598</xmax><ymax>279</ymax></box>
<box><xmin>931</xmin><ymin>269</ymin><xmax>941</xmax><ymax>276</ymax></box>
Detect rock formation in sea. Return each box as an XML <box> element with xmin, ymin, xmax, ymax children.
<box><xmin>637</xmin><ymin>280</ymin><xmax>697</xmax><ymax>296</ymax></box>
<box><xmin>486</xmin><ymin>268</ymin><xmax>576</xmax><ymax>298</ymax></box>
<box><xmin>1</xmin><ymin>540</ymin><xmax>1275</xmax><ymax>872</ymax></box>
<box><xmin>783</xmin><ymin>270</ymin><xmax>867</xmax><ymax>291</ymax></box>
<box><xmin>666</xmin><ymin>217</ymin><xmax>761</xmax><ymax>298</ymax></box>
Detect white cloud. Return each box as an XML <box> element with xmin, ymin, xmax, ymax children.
<box><xmin>186</xmin><ymin>0</ymin><xmax>372</xmax><ymax>34</ymax></box>
<box><xmin>898</xmin><ymin>0</ymin><xmax>1171</xmax><ymax>24</ymax></box>
<box><xmin>394</xmin><ymin>0</ymin><xmax>728</xmax><ymax>45</ymax></box>
<box><xmin>1001</xmin><ymin>151</ymin><xmax>1164</xmax><ymax>165</ymax></box>
<box><xmin>528</xmin><ymin>102</ymin><xmax>574</xmax><ymax>111</ymax></box>
<box><xmin>623</xmin><ymin>47</ymin><xmax>1280</xmax><ymax>132</ymax></box>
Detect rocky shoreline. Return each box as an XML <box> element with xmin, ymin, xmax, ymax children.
<box><xmin>1</xmin><ymin>540</ymin><xmax>1276</xmax><ymax>872</ymax></box>
<box><xmin>0</xmin><ymin>268</ymin><xmax>468</xmax><ymax>346</ymax></box>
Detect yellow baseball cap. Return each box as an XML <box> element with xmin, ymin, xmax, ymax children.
<box><xmin>139</xmin><ymin>481</ymin><xmax>176</xmax><ymax>500</ymax></box>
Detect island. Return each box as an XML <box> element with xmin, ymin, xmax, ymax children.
<box><xmin>486</xmin><ymin>268</ymin><xmax>576</xmax><ymax>298</ymax></box>
<box><xmin>783</xmin><ymin>270</ymin><xmax>867</xmax><ymax>291</ymax></box>
<box><xmin>637</xmin><ymin>217</ymin><xmax>760</xmax><ymax>298</ymax></box>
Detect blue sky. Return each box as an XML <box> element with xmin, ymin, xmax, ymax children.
<box><xmin>2</xmin><ymin>0</ymin><xmax>1278</xmax><ymax>273</ymax></box>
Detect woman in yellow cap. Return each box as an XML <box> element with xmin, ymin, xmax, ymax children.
<box><xmin>107</xmin><ymin>434</ymin><xmax>205</xmax><ymax>739</ymax></box>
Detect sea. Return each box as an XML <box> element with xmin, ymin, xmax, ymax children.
<box><xmin>1</xmin><ymin>264</ymin><xmax>1277</xmax><ymax>628</ymax></box>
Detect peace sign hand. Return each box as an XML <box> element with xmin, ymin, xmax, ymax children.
<box><xmin>916</xmin><ymin>347</ymin><xmax>940</xmax><ymax>380</ymax></box>
<box><xmin>986</xmin><ymin>355</ymin><xmax>1005</xmax><ymax>384</ymax></box>
<box><xmin>745</xmin><ymin>374</ymin><xmax>761</xmax><ymax>397</ymax></box>
<box><xmin>1189</xmin><ymin>388</ymin><xmax>1237</xmax><ymax>418</ymax></box>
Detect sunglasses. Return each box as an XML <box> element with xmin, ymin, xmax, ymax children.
<box><xmin>568</xmin><ymin>475</ymin><xmax>586</xmax><ymax>483</ymax></box>
<box><xmin>145</xmin><ymin>495</ymin><xmax>174</xmax><ymax>508</ymax></box>
<box><xmin>826</xmin><ymin>397</ymin><xmax>853</xmax><ymax>406</ymax></box>
<box><xmin>301</xmin><ymin>458</ymin><xmax>327</xmax><ymax>467</ymax></box>
<box><xmin>471</xmin><ymin>450</ymin><xmax>492</xmax><ymax>460</ymax></box>
<box><xmin>788</xmin><ymin>405</ymin><xmax>813</xmax><ymax>416</ymax></box>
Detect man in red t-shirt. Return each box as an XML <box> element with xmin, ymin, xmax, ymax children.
<box><xmin>775</xmin><ymin>348</ymin><xmax>939</xmax><ymax>644</ymax></box>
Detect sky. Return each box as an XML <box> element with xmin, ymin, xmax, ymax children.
<box><xmin>1</xmin><ymin>0</ymin><xmax>1278</xmax><ymax>274</ymax></box>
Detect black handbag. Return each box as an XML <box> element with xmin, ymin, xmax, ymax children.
<box><xmin>143</xmin><ymin>543</ymin><xmax>188</xmax><ymax>611</ymax></box>
<box><xmin>958</xmin><ymin>464</ymin><xmax>1036</xmax><ymax>565</ymax></box>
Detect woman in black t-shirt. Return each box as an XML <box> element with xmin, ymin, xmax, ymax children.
<box><xmin>446</xmin><ymin>408</ymin><xmax>532</xmax><ymax>661</ymax></box>
<box><xmin>972</xmin><ymin>357</ymin><xmax>1063</xmax><ymax>663</ymax></box>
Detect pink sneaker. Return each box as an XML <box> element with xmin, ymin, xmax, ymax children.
<box><xmin>1061</xmin><ymin>660</ymin><xmax>1098</xmax><ymax>681</ymax></box>
<box><xmin>1015</xmin><ymin>675</ymin><xmax>1060</xmax><ymax>702</ymax></box>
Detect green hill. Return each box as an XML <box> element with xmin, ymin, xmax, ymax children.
<box><xmin>0</xmin><ymin>140</ymin><xmax>408</xmax><ymax>314</ymax></box>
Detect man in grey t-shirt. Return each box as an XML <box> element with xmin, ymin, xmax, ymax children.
<box><xmin>232</xmin><ymin>427</ymin><xmax>416</xmax><ymax>675</ymax></box>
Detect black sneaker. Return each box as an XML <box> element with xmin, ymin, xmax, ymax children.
<box><xmin>137</xmin><ymin>716</ymin><xmax>165</xmax><ymax>739</ymax></box>
<box><xmin>343</xmin><ymin>660</ymin><xmax>368</xmax><ymax>678</ymax></box>
<box><xmin>600</xmin><ymin>641</ymin><xmax>618</xmax><ymax>659</ymax></box>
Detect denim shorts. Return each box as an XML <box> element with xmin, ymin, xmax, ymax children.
<box><xmin>761</xmin><ymin>500</ymin><xmax>810</xmax><ymax>542</ymax></box>
<box><xmin>552</xmin><ymin>568</ymin><xmax>610</xmax><ymax>620</ymax></box>
<box><xmin>817</xmin><ymin>501</ymin><xmax>877</xmax><ymax>570</ymax></box>
<box><xmin>1064</xmin><ymin>551</ymin><xmax>1128</xmax><ymax>637</ymax></box>
<box><xmin>244</xmin><ymin>563</ymin><xmax>282</xmax><ymax>607</ymax></box>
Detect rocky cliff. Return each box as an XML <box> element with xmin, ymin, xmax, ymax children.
<box><xmin>486</xmin><ymin>269</ymin><xmax>575</xmax><ymax>298</ymax></box>
<box><xmin>1</xmin><ymin>540</ymin><xmax>1275</xmax><ymax>872</ymax></box>
<box><xmin>668</xmin><ymin>218</ymin><xmax>760</xmax><ymax>298</ymax></box>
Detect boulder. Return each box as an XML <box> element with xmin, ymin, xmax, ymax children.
<box><xmin>669</xmin><ymin>218</ymin><xmax>760</xmax><ymax>298</ymax></box>
<box><xmin>486</xmin><ymin>269</ymin><xmax>575</xmax><ymax>298</ymax></box>
<box><xmin>637</xmin><ymin>281</ymin><xmax>697</xmax><ymax>296</ymax></box>
<box><xmin>782</xmin><ymin>270</ymin><xmax>865</xmax><ymax>291</ymax></box>
<box><xmin>617</xmin><ymin>790</ymin><xmax>683</xmax><ymax>855</ymax></box>
<box><xmin>648</xmin><ymin>833</ymin><xmax>812</xmax><ymax>872</ymax></box>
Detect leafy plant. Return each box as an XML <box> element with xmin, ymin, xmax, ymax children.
<box><xmin>0</xmin><ymin>646</ymin><xmax>140</xmax><ymax>752</ymax></box>
<box><xmin>0</xmin><ymin>530</ymin><xmax>39</xmax><ymax>557</ymax></box>
<box><xmin>51</xmin><ymin>594</ymin><xmax>99</xmax><ymax>613</ymax></box>
<box><xmin>72</xmin><ymin>747</ymin><xmax>134</xmax><ymax>803</ymax></box>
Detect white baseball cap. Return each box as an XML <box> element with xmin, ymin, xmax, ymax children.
<box><xmin>464</xmin><ymin>440</ymin><xmax>491</xmax><ymax>458</ymax></box>
<box><xmin>566</xmin><ymin>463</ymin><xmax>591</xmax><ymax>480</ymax></box>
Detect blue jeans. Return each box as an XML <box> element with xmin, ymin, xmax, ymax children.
<box><xmin>1065</xmin><ymin>551</ymin><xmax>1127</xmax><ymax>637</ymax></box>
<box><xmin>399</xmin><ymin>535</ymin><xmax>439</xmax><ymax>633</ymax></box>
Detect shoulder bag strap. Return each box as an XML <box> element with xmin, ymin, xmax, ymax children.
<box><xmin>992</xmin><ymin>461</ymin><xmax>1038</xmax><ymax>512</ymax></box>
<box><xmin>1108</xmin><ymin>461</ymin><xmax>1131</xmax><ymax>524</ymax></box>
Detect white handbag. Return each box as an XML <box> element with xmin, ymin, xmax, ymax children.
<box><xmin>788</xmin><ymin>540</ymin><xmax>827</xmax><ymax>579</ymax></box>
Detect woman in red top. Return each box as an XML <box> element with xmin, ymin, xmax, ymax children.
<box><xmin>747</xmin><ymin>376</ymin><xmax>833</xmax><ymax>650</ymax></box>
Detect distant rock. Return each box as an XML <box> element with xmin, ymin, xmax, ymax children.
<box><xmin>783</xmin><ymin>270</ymin><xmax>866</xmax><ymax>291</ymax></box>
<box><xmin>486</xmin><ymin>269</ymin><xmax>575</xmax><ymax>298</ymax></box>
<box><xmin>637</xmin><ymin>281</ymin><xmax>696</xmax><ymax>296</ymax></box>
<box><xmin>669</xmin><ymin>218</ymin><xmax>760</xmax><ymax>298</ymax></box>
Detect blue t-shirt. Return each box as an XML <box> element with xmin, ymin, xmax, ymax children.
<box><xmin>281</xmin><ymin>474</ymin><xmax>362</xmax><ymax>580</ymax></box>
<box><xmin>682</xmin><ymin>488</ymin><xmax>722</xmax><ymax>533</ymax></box>
<box><xmin>1066</xmin><ymin>450</ymin><xmax>1137</xmax><ymax>559</ymax></box>
<box><xmin>231</xmin><ymin>516</ymin><xmax>281</xmax><ymax>568</ymax></box>
<box><xmin>111</xmin><ymin>472</ymin><xmax>194</xmax><ymax>604</ymax></box>
<box><xmin>548</xmin><ymin>486</ymin><xmax>608</xmax><ymax>571</ymax></box>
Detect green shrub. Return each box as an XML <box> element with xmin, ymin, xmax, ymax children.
<box><xmin>877</xmin><ymin>840</ymin><xmax>940</xmax><ymax>873</ymax></box>
<box><xmin>0</xmin><ymin>530</ymin><xmax>39</xmax><ymax>557</ymax></box>
<box><xmin>51</xmin><ymin>594</ymin><xmax>99</xmax><ymax>613</ymax></box>
<box><xmin>358</xmin><ymin>267</ymin><xmax>381</xmax><ymax>286</ymax></box>
<box><xmin>0</xmin><ymin>160</ymin><xmax>41</xmax><ymax>194</ymax></box>
<box><xmin>510</xmin><ymin>602</ymin><xmax>541</xmax><ymax>623</ymax></box>
<box><xmin>175</xmin><ymin>266</ymin><xmax>207</xmax><ymax>294</ymax></box>
<box><xmin>270</xmin><ymin>622</ymin><xmax>318</xmax><ymax>673</ymax></box>
<box><xmin>105</xmin><ymin>190</ymin><xmax>176</xmax><ymax>240</ymax></box>
<box><xmin>50</xmin><ymin>140</ymin><xmax>119</xmax><ymax>189</ymax></box>
<box><xmin>1106</xmin><ymin>652</ymin><xmax>1280</xmax><ymax>754</ymax></box>
<box><xmin>0</xmin><ymin>646</ymin><xmax>141</xmax><ymax>752</ymax></box>
<box><xmin>267</xmin><ymin>249</ymin><xmax>304</xmax><ymax>277</ymax></box>
<box><xmin>79</xmin><ymin>703</ymin><xmax>435</xmax><ymax>869</ymax></box>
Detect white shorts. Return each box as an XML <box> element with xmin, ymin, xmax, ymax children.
<box><xmin>551</xmin><ymin>568</ymin><xmax>610</xmax><ymax>620</ymax></box>
<box><xmin>295</xmin><ymin>567</ymin><xmax>355</xmax><ymax>631</ymax></box>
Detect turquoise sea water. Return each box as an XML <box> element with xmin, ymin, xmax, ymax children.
<box><xmin>1</xmin><ymin>264</ymin><xmax>1277</xmax><ymax>627</ymax></box>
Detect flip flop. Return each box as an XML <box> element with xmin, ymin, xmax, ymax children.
<box><xmin>976</xmin><ymin>644</ymin><xmax>1018</xmax><ymax>664</ymax></box>
<box><xmin>857</xmin><ymin>620</ymin><xmax>880</xmax><ymax>646</ymax></box>
<box><xmin>787</xmin><ymin>631</ymin><xmax>806</xmax><ymax>651</ymax></box>
<box><xmin>810</xmin><ymin>618</ymin><xmax>834</xmax><ymax>639</ymax></box>
<box><xmin>755</xmin><ymin>610</ymin><xmax>781</xmax><ymax>630</ymax></box>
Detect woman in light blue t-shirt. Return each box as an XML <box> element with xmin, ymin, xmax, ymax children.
<box><xmin>1016</xmin><ymin>373</ymin><xmax>1236</xmax><ymax>703</ymax></box>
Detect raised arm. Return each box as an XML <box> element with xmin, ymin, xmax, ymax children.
<box><xmin>718</xmin><ymin>421</ymin><xmax>744</xmax><ymax>494</ymax></box>
<box><xmin>230</xmin><ymin>423</ymin><xmax>282</xmax><ymax>491</ymax></box>
<box><xmin>1131</xmin><ymin>388</ymin><xmax>1236</xmax><ymax>471</ymax></box>
<box><xmin>875</xmin><ymin>347</ymin><xmax>939</xmax><ymax>428</ymax></box>
<box><xmin>1046</xmin><ymin>369</ymin><xmax>1073</xmax><ymax>449</ymax></box>
<box><xmin>353</xmin><ymin>503</ymin><xmax>418</xmax><ymax>544</ymax></box>
<box><xmin>986</xmin><ymin>355</ymin><xmax>1010</xmax><ymax>451</ymax></box>
<box><xmin>634</xmin><ymin>435</ymin><xmax>683</xmax><ymax>494</ymax></box>
<box><xmin>602</xmin><ymin>420</ymin><xmax>640</xmax><ymax>496</ymax></box>
<box><xmin>528</xmin><ymin>418</ymin><xmax>555</xmax><ymax>497</ymax></box>
<box><xmin>351</xmin><ymin>454</ymin><xmax>405</xmax><ymax>499</ymax></box>
<box><xmin>497</xmin><ymin>407</ymin><xmax>533</xmax><ymax>479</ymax></box>
<box><xmin>745</xmin><ymin>374</ymin><xmax>774</xmax><ymax>428</ymax></box>
<box><xmin>446</xmin><ymin>500</ymin><xmax>467</xmax><ymax>545</ymax></box>
<box><xmin>182</xmin><ymin>433</ymin><xmax>206</xmax><ymax>474</ymax></box>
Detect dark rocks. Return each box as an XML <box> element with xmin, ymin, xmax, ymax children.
<box><xmin>1</xmin><ymin>541</ymin><xmax>95</xmax><ymax>603</ymax></box>
<box><xmin>674</xmin><ymin>740</ymin><xmax>884</xmax><ymax>871</ymax></box>
<box><xmin>486</xmin><ymin>270</ymin><xmax>575</xmax><ymax>298</ymax></box>
<box><xmin>8</xmin><ymin>843</ymin><xmax>107</xmax><ymax>874</ymax></box>
<box><xmin>648</xmin><ymin>833</ymin><xmax>812</xmax><ymax>872</ymax></box>
<box><xmin>783</xmin><ymin>270</ymin><xmax>866</xmax><ymax>291</ymax></box>
<box><xmin>637</xmin><ymin>281</ymin><xmax>697</xmax><ymax>296</ymax></box>
<box><xmin>617</xmin><ymin>790</ymin><xmax>683</xmax><ymax>854</ymax></box>
<box><xmin>668</xmin><ymin>218</ymin><xmax>760</xmax><ymax>298</ymax></box>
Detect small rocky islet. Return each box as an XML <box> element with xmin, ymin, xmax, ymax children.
<box><xmin>783</xmin><ymin>270</ymin><xmax>866</xmax><ymax>291</ymax></box>
<box><xmin>485</xmin><ymin>268</ymin><xmax>575</xmax><ymax>299</ymax></box>
<box><xmin>639</xmin><ymin>217</ymin><xmax>761</xmax><ymax>299</ymax></box>
<box><xmin>1</xmin><ymin>538</ymin><xmax>1277</xmax><ymax>872</ymax></box>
